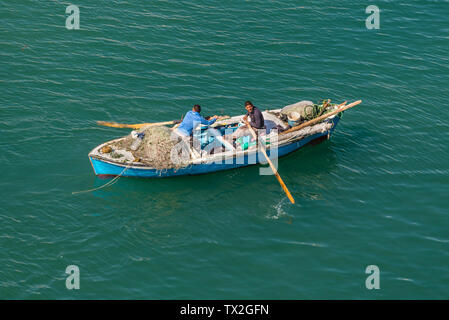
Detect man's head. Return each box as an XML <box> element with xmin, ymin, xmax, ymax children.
<box><xmin>193</xmin><ymin>104</ymin><xmax>201</xmax><ymax>113</ymax></box>
<box><xmin>245</xmin><ymin>101</ymin><xmax>254</xmax><ymax>113</ymax></box>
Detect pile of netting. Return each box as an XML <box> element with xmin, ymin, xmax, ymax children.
<box><xmin>109</xmin><ymin>125</ymin><xmax>190</xmax><ymax>170</ymax></box>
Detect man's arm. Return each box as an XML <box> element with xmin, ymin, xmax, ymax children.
<box><xmin>200</xmin><ymin>115</ymin><xmax>217</xmax><ymax>125</ymax></box>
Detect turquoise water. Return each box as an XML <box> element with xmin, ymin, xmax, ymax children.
<box><xmin>1</xmin><ymin>0</ymin><xmax>448</xmax><ymax>299</ymax></box>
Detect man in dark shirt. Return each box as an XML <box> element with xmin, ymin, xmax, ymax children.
<box><xmin>243</xmin><ymin>100</ymin><xmax>265</xmax><ymax>129</ymax></box>
<box><xmin>228</xmin><ymin>101</ymin><xmax>265</xmax><ymax>140</ymax></box>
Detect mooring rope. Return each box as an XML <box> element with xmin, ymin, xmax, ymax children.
<box><xmin>72</xmin><ymin>165</ymin><xmax>131</xmax><ymax>195</ymax></box>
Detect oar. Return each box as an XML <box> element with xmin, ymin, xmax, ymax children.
<box><xmin>97</xmin><ymin>120</ymin><xmax>180</xmax><ymax>129</ymax></box>
<box><xmin>98</xmin><ymin>115</ymin><xmax>231</xmax><ymax>130</ymax></box>
<box><xmin>246</xmin><ymin>123</ymin><xmax>295</xmax><ymax>204</ymax></box>
<box><xmin>280</xmin><ymin>100</ymin><xmax>362</xmax><ymax>136</ymax></box>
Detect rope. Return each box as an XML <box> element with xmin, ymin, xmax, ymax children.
<box><xmin>72</xmin><ymin>165</ymin><xmax>131</xmax><ymax>195</ymax></box>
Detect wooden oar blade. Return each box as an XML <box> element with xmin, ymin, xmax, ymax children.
<box><xmin>97</xmin><ymin>121</ymin><xmax>133</xmax><ymax>128</ymax></box>
<box><xmin>97</xmin><ymin>120</ymin><xmax>179</xmax><ymax>129</ymax></box>
<box><xmin>275</xmin><ymin>172</ymin><xmax>295</xmax><ymax>204</ymax></box>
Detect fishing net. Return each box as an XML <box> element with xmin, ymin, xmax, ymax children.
<box><xmin>109</xmin><ymin>126</ymin><xmax>189</xmax><ymax>170</ymax></box>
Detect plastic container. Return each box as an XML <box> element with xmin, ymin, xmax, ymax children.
<box><xmin>130</xmin><ymin>131</ymin><xmax>145</xmax><ymax>151</ymax></box>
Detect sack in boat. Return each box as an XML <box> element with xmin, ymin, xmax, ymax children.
<box><xmin>281</xmin><ymin>100</ymin><xmax>318</xmax><ymax>123</ymax></box>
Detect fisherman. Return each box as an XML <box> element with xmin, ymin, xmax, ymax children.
<box><xmin>228</xmin><ymin>101</ymin><xmax>265</xmax><ymax>140</ymax></box>
<box><xmin>175</xmin><ymin>104</ymin><xmax>218</xmax><ymax>138</ymax></box>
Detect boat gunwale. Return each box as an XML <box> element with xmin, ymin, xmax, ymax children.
<box><xmin>88</xmin><ymin>110</ymin><xmax>339</xmax><ymax>170</ymax></box>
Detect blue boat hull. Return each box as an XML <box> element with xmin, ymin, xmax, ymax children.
<box><xmin>89</xmin><ymin>116</ymin><xmax>340</xmax><ymax>178</ymax></box>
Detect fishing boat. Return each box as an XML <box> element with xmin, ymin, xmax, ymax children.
<box><xmin>88</xmin><ymin>100</ymin><xmax>361</xmax><ymax>178</ymax></box>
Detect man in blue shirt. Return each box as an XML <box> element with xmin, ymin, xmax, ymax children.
<box><xmin>176</xmin><ymin>105</ymin><xmax>218</xmax><ymax>137</ymax></box>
